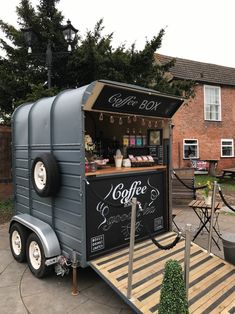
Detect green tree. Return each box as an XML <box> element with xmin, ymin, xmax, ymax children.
<box><xmin>159</xmin><ymin>259</ymin><xmax>189</xmax><ymax>314</ymax></box>
<box><xmin>0</xmin><ymin>0</ymin><xmax>194</xmax><ymax>124</ymax></box>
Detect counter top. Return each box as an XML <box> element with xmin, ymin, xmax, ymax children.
<box><xmin>86</xmin><ymin>165</ymin><xmax>166</xmax><ymax>177</ymax></box>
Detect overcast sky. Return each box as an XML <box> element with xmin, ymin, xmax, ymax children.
<box><xmin>1</xmin><ymin>0</ymin><xmax>235</xmax><ymax>68</ymax></box>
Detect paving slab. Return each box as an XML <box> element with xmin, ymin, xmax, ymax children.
<box><xmin>0</xmin><ymin>285</ymin><xmax>27</xmax><ymax>314</ymax></box>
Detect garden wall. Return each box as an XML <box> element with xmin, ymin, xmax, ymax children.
<box><xmin>0</xmin><ymin>126</ymin><xmax>13</xmax><ymax>199</ymax></box>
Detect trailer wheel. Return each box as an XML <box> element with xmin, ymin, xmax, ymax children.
<box><xmin>10</xmin><ymin>223</ymin><xmax>28</xmax><ymax>262</ymax></box>
<box><xmin>26</xmin><ymin>233</ymin><xmax>51</xmax><ymax>278</ymax></box>
<box><xmin>32</xmin><ymin>153</ymin><xmax>60</xmax><ymax>197</ymax></box>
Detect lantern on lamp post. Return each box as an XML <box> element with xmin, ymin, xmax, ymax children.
<box><xmin>21</xmin><ymin>19</ymin><xmax>78</xmax><ymax>89</ymax></box>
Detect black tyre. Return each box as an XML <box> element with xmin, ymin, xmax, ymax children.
<box><xmin>26</xmin><ymin>233</ymin><xmax>51</xmax><ymax>278</ymax></box>
<box><xmin>9</xmin><ymin>223</ymin><xmax>28</xmax><ymax>262</ymax></box>
<box><xmin>31</xmin><ymin>153</ymin><xmax>60</xmax><ymax>197</ymax></box>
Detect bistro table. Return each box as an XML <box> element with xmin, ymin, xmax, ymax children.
<box><xmin>188</xmin><ymin>199</ymin><xmax>223</xmax><ymax>250</ymax></box>
<box><xmin>217</xmin><ymin>167</ymin><xmax>235</xmax><ymax>180</ymax></box>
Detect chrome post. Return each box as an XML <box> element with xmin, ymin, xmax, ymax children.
<box><xmin>127</xmin><ymin>197</ymin><xmax>137</xmax><ymax>299</ymax></box>
<box><xmin>184</xmin><ymin>223</ymin><xmax>191</xmax><ymax>299</ymax></box>
<box><xmin>208</xmin><ymin>181</ymin><xmax>217</xmax><ymax>253</ymax></box>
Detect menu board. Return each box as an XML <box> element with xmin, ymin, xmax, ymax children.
<box><xmin>86</xmin><ymin>170</ymin><xmax>168</xmax><ymax>260</ymax></box>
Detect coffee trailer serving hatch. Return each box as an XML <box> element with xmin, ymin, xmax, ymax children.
<box><xmin>10</xmin><ymin>80</ymin><xmax>184</xmax><ymax>305</ymax></box>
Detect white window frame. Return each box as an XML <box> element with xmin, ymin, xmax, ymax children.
<box><xmin>183</xmin><ymin>139</ymin><xmax>199</xmax><ymax>159</ymax></box>
<box><xmin>204</xmin><ymin>85</ymin><xmax>221</xmax><ymax>121</ymax></box>
<box><xmin>221</xmin><ymin>139</ymin><xmax>234</xmax><ymax>157</ymax></box>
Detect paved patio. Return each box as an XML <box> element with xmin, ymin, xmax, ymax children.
<box><xmin>0</xmin><ymin>204</ymin><xmax>235</xmax><ymax>313</ymax></box>
<box><xmin>173</xmin><ymin>205</ymin><xmax>235</xmax><ymax>259</ymax></box>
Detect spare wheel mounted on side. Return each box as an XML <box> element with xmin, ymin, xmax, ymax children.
<box><xmin>31</xmin><ymin>153</ymin><xmax>60</xmax><ymax>197</ymax></box>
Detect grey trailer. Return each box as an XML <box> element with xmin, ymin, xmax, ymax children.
<box><xmin>9</xmin><ymin>80</ymin><xmax>184</xmax><ymax>309</ymax></box>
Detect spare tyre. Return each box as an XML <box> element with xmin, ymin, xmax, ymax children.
<box><xmin>32</xmin><ymin>153</ymin><xmax>60</xmax><ymax>197</ymax></box>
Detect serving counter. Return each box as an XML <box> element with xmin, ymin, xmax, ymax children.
<box><xmin>86</xmin><ymin>165</ymin><xmax>166</xmax><ymax>176</ymax></box>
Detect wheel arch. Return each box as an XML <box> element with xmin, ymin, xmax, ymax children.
<box><xmin>10</xmin><ymin>214</ymin><xmax>61</xmax><ymax>258</ymax></box>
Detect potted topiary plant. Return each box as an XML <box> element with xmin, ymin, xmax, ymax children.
<box><xmin>158</xmin><ymin>259</ymin><xmax>189</xmax><ymax>314</ymax></box>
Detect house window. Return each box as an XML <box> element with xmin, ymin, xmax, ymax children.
<box><xmin>204</xmin><ymin>85</ymin><xmax>221</xmax><ymax>121</ymax></box>
<box><xmin>183</xmin><ymin>139</ymin><xmax>199</xmax><ymax>159</ymax></box>
<box><xmin>221</xmin><ymin>139</ymin><xmax>234</xmax><ymax>157</ymax></box>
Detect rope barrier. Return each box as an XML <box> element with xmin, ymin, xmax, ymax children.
<box><xmin>218</xmin><ymin>185</ymin><xmax>235</xmax><ymax>212</ymax></box>
<box><xmin>172</xmin><ymin>170</ymin><xmax>207</xmax><ymax>191</ymax></box>
<box><xmin>138</xmin><ymin>202</ymin><xmax>181</xmax><ymax>250</ymax></box>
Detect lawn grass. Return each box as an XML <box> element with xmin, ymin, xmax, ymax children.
<box><xmin>195</xmin><ymin>174</ymin><xmax>235</xmax><ymax>192</ymax></box>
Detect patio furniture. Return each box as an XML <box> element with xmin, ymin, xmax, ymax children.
<box><xmin>216</xmin><ymin>167</ymin><xmax>235</xmax><ymax>180</ymax></box>
<box><xmin>188</xmin><ymin>200</ymin><xmax>223</xmax><ymax>250</ymax></box>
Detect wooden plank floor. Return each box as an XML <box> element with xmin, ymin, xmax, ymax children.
<box><xmin>89</xmin><ymin>232</ymin><xmax>235</xmax><ymax>314</ymax></box>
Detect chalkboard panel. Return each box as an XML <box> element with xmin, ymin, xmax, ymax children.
<box><xmin>92</xmin><ymin>85</ymin><xmax>183</xmax><ymax>118</ymax></box>
<box><xmin>86</xmin><ymin>170</ymin><xmax>168</xmax><ymax>260</ymax></box>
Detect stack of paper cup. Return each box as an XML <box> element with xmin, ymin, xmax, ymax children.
<box><xmin>114</xmin><ymin>149</ymin><xmax>123</xmax><ymax>168</ymax></box>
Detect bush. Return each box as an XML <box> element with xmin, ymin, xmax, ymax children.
<box><xmin>0</xmin><ymin>198</ymin><xmax>14</xmax><ymax>224</ymax></box>
<box><xmin>159</xmin><ymin>259</ymin><xmax>189</xmax><ymax>314</ymax></box>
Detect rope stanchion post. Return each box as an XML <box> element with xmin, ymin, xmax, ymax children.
<box><xmin>184</xmin><ymin>223</ymin><xmax>191</xmax><ymax>300</ymax></box>
<box><xmin>208</xmin><ymin>181</ymin><xmax>217</xmax><ymax>254</ymax></box>
<box><xmin>127</xmin><ymin>197</ymin><xmax>137</xmax><ymax>300</ymax></box>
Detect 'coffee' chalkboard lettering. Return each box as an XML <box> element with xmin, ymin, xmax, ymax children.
<box><xmin>109</xmin><ymin>93</ymin><xmax>138</xmax><ymax>108</ymax></box>
<box><xmin>112</xmin><ymin>181</ymin><xmax>147</xmax><ymax>204</ymax></box>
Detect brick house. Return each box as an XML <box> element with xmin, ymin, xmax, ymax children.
<box><xmin>157</xmin><ymin>54</ymin><xmax>235</xmax><ymax>174</ymax></box>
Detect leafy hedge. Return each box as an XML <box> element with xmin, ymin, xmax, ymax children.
<box><xmin>159</xmin><ymin>259</ymin><xmax>189</xmax><ymax>314</ymax></box>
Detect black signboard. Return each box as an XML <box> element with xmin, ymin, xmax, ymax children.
<box><xmin>92</xmin><ymin>85</ymin><xmax>183</xmax><ymax>118</ymax></box>
<box><xmin>86</xmin><ymin>170</ymin><xmax>168</xmax><ymax>260</ymax></box>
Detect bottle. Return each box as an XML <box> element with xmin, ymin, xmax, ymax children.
<box><xmin>142</xmin><ymin>134</ymin><xmax>147</xmax><ymax>146</ymax></box>
<box><xmin>136</xmin><ymin>129</ymin><xmax>143</xmax><ymax>146</ymax></box>
<box><xmin>123</xmin><ymin>128</ymin><xmax>130</xmax><ymax>147</ymax></box>
<box><xmin>129</xmin><ymin>128</ymin><xmax>136</xmax><ymax>146</ymax></box>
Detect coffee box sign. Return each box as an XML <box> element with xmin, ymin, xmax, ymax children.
<box><xmin>86</xmin><ymin>171</ymin><xmax>167</xmax><ymax>260</ymax></box>
<box><xmin>92</xmin><ymin>85</ymin><xmax>183</xmax><ymax>118</ymax></box>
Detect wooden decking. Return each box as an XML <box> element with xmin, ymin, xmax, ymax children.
<box><xmin>89</xmin><ymin>232</ymin><xmax>235</xmax><ymax>314</ymax></box>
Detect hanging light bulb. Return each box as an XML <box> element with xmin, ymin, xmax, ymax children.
<box><xmin>133</xmin><ymin>128</ymin><xmax>136</xmax><ymax>134</ymax></box>
<box><xmin>133</xmin><ymin>115</ymin><xmax>137</xmax><ymax>122</ymax></box>
<box><xmin>154</xmin><ymin>120</ymin><xmax>158</xmax><ymax>128</ymax></box>
<box><xmin>99</xmin><ymin>113</ymin><xmax>103</xmax><ymax>121</ymax></box>
<box><xmin>119</xmin><ymin>117</ymin><xmax>123</xmax><ymax>125</ymax></box>
<box><xmin>148</xmin><ymin>120</ymin><xmax>152</xmax><ymax>128</ymax></box>
<box><xmin>127</xmin><ymin>116</ymin><xmax>131</xmax><ymax>124</ymax></box>
<box><xmin>110</xmin><ymin>115</ymin><xmax>114</xmax><ymax>124</ymax></box>
<box><xmin>141</xmin><ymin>118</ymin><xmax>145</xmax><ymax>126</ymax></box>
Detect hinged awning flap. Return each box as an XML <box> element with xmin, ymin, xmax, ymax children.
<box><xmin>83</xmin><ymin>80</ymin><xmax>185</xmax><ymax>118</ymax></box>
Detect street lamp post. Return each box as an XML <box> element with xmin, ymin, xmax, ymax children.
<box><xmin>46</xmin><ymin>41</ymin><xmax>52</xmax><ymax>89</ymax></box>
<box><xmin>22</xmin><ymin>20</ymin><xmax>78</xmax><ymax>89</ymax></box>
